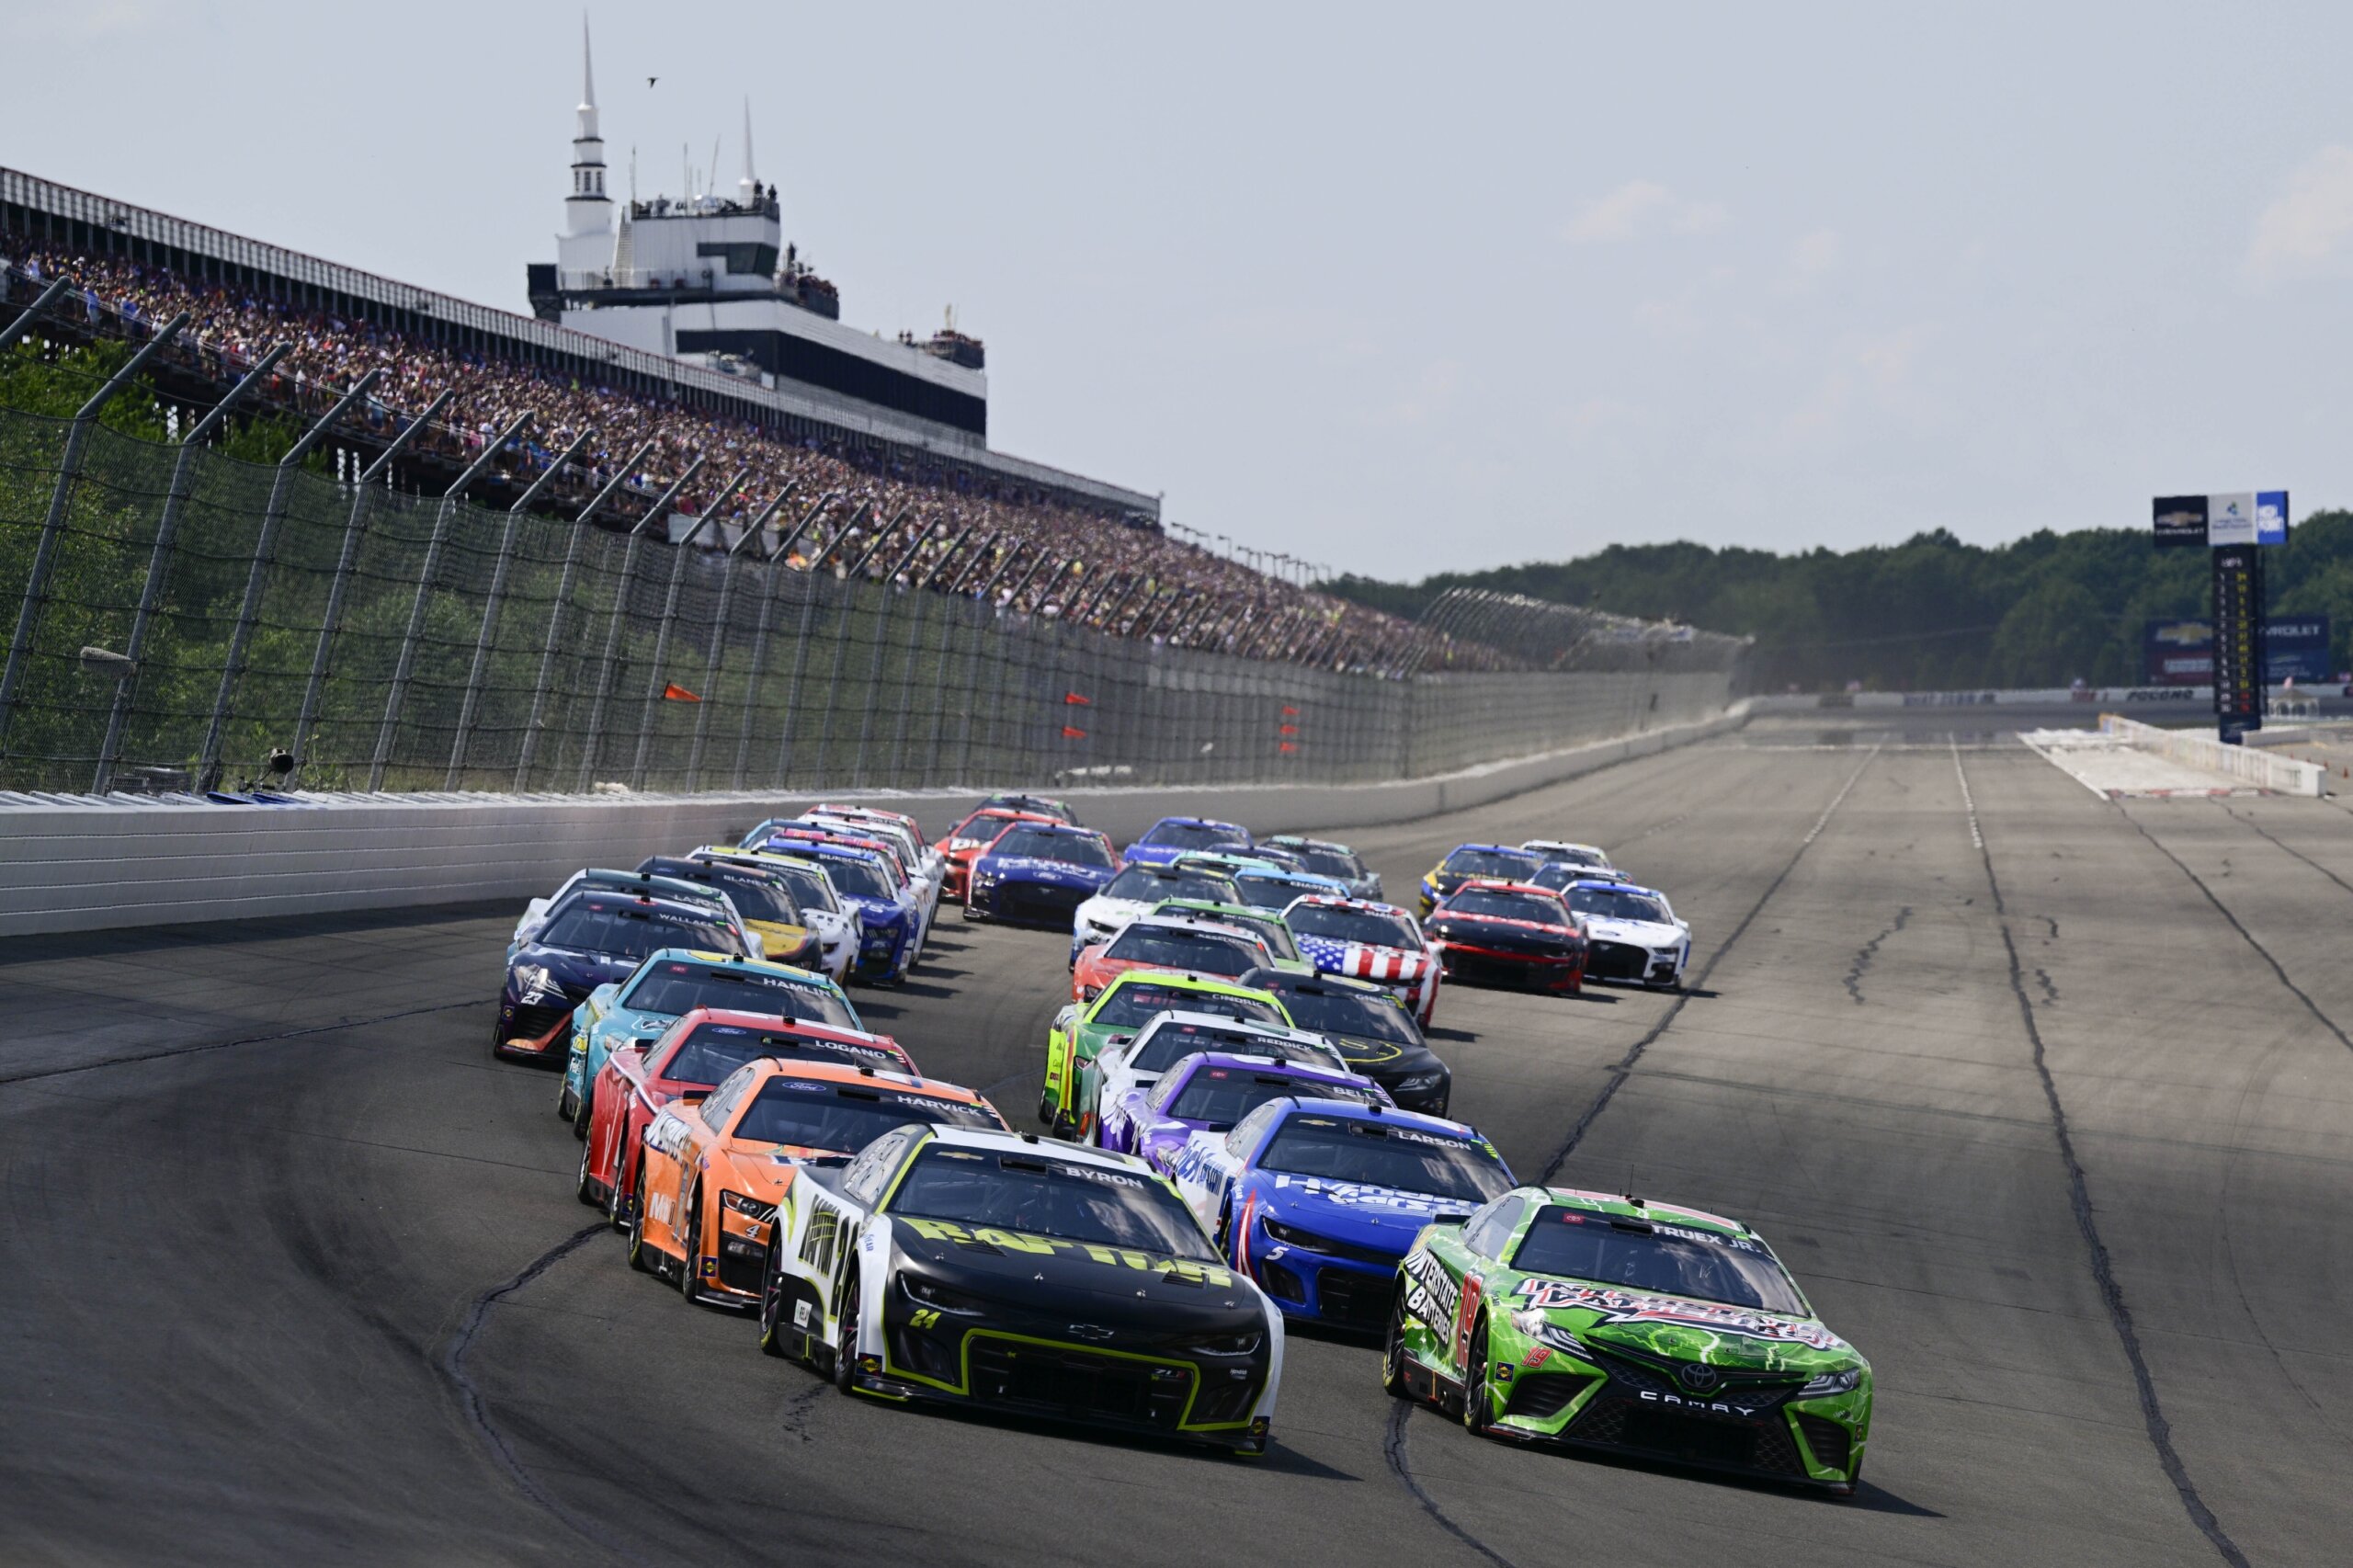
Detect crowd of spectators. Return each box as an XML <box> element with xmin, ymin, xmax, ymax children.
<box><xmin>1</xmin><ymin>233</ymin><xmax>1506</xmax><ymax>674</ymax></box>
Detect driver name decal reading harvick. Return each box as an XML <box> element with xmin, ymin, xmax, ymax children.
<box><xmin>900</xmin><ymin>1219</ymin><xmax>1234</xmax><ymax>1286</ymax></box>
<box><xmin>1514</xmin><ymin>1279</ymin><xmax>1848</xmax><ymax>1352</ymax></box>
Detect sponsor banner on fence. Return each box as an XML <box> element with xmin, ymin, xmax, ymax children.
<box><xmin>2143</xmin><ymin>618</ymin><xmax>2330</xmax><ymax>686</ymax></box>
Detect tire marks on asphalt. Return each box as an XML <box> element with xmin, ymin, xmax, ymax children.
<box><xmin>0</xmin><ymin>999</ymin><xmax>481</xmax><ymax>1088</ymax></box>
<box><xmin>1953</xmin><ymin>744</ymin><xmax>2251</xmax><ymax>1568</ymax></box>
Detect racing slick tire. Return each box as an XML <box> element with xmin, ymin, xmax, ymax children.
<box><xmin>833</xmin><ymin>1272</ymin><xmax>865</xmax><ymax>1394</ymax></box>
<box><xmin>569</xmin><ymin>1079</ymin><xmax>594</xmax><ymax>1141</ymax></box>
<box><xmin>1381</xmin><ymin>1288</ymin><xmax>1416</xmax><ymax>1401</ymax></box>
<box><xmin>1461</xmin><ymin>1315</ymin><xmax>1498</xmax><ymax>1437</ymax></box>
<box><xmin>757</xmin><ymin>1241</ymin><xmax>801</xmax><ymax>1361</ymax></box>
<box><xmin>626</xmin><ymin>1167</ymin><xmax>654</xmax><ymax>1274</ymax></box>
<box><xmin>677</xmin><ymin>1185</ymin><xmax>705</xmax><ymax>1304</ymax></box>
<box><xmin>556</xmin><ymin>1079</ymin><xmax>578</xmax><ymax>1125</ymax></box>
<box><xmin>574</xmin><ymin>1131</ymin><xmax>603</xmax><ymax>1208</ymax></box>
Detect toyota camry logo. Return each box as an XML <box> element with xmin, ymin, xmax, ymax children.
<box><xmin>1678</xmin><ymin>1365</ymin><xmax>1721</xmax><ymax>1393</ymax></box>
<box><xmin>1067</xmin><ymin>1324</ymin><xmax>1115</xmax><ymax>1341</ymax></box>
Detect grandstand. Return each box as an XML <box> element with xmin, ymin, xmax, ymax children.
<box><xmin>1</xmin><ymin>159</ymin><xmax>1497</xmax><ymax>675</ymax></box>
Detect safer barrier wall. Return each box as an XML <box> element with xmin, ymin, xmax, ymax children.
<box><xmin>0</xmin><ymin>705</ymin><xmax>1749</xmax><ymax>936</ymax></box>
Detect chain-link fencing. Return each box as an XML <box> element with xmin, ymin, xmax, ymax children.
<box><xmin>0</xmin><ymin>403</ymin><xmax>1738</xmax><ymax>799</ymax></box>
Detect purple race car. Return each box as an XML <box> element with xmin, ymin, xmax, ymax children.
<box><xmin>1097</xmin><ymin>1047</ymin><xmax>1391</xmax><ymax>1172</ymax></box>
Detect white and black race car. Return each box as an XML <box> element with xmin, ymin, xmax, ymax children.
<box><xmin>756</xmin><ymin>1123</ymin><xmax>1284</xmax><ymax>1453</ymax></box>
<box><xmin>1560</xmin><ymin>878</ymin><xmax>1690</xmax><ymax>989</ymax></box>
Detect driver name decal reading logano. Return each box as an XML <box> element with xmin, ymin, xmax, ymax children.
<box><xmin>899</xmin><ymin>1219</ymin><xmax>1233</xmax><ymax>1285</ymax></box>
<box><xmin>1514</xmin><ymin>1279</ymin><xmax>1848</xmax><ymax>1351</ymax></box>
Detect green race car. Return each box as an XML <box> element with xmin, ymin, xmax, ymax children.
<box><xmin>1040</xmin><ymin>968</ymin><xmax>1291</xmax><ymax>1135</ymax></box>
<box><xmin>1148</xmin><ymin>898</ymin><xmax>1315</xmax><ymax>976</ymax></box>
<box><xmin>1385</xmin><ymin>1185</ymin><xmax>1871</xmax><ymax>1494</ymax></box>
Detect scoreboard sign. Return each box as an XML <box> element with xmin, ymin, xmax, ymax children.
<box><xmin>2211</xmin><ymin>545</ymin><xmax>2265</xmax><ymax>741</ymax></box>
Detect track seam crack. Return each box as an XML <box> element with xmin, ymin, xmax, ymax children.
<box><xmin>1953</xmin><ymin>742</ymin><xmax>2249</xmax><ymax>1568</ymax></box>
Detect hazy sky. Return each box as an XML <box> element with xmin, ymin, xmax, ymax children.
<box><xmin>6</xmin><ymin>2</ymin><xmax>2352</xmax><ymax>578</ymax></box>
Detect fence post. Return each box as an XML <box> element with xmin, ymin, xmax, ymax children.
<box><xmin>733</xmin><ymin>494</ymin><xmax>834</xmax><ymax>789</ymax></box>
<box><xmin>367</xmin><ymin>412</ymin><xmax>533</xmax><ymax>790</ymax></box>
<box><xmin>197</xmin><ymin>368</ymin><xmax>381</xmax><ymax>792</ymax></box>
<box><xmin>288</xmin><ymin>391</ymin><xmax>455</xmax><ymax>781</ymax></box>
<box><xmin>685</xmin><ymin>483</ymin><xmax>793</xmax><ymax>790</ymax></box>
<box><xmin>804</xmin><ymin>575</ymin><xmax>860</xmax><ymax>787</ymax></box>
<box><xmin>511</xmin><ymin>439</ymin><xmax>655</xmax><ymax>791</ymax></box>
<box><xmin>764</xmin><ymin>571</ymin><xmax>824</xmax><ymax>789</ymax></box>
<box><xmin>847</xmin><ymin>583</ymin><xmax>898</xmax><ymax>788</ymax></box>
<box><xmin>440</xmin><ymin>426</ymin><xmax>595</xmax><ymax>789</ymax></box>
<box><xmin>0</xmin><ymin>277</ymin><xmax>69</xmax><ymax>351</ymax></box>
<box><xmin>629</xmin><ymin>469</ymin><xmax>748</xmax><ymax>789</ymax></box>
<box><xmin>884</xmin><ymin>575</ymin><xmax>932</xmax><ymax>785</ymax></box>
<box><xmin>0</xmin><ymin>311</ymin><xmax>189</xmax><ymax>757</ymax></box>
<box><xmin>574</xmin><ymin>457</ymin><xmax>705</xmax><ymax>790</ymax></box>
<box><xmin>92</xmin><ymin>342</ymin><xmax>289</xmax><ymax>793</ymax></box>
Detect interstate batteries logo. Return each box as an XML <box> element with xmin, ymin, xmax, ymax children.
<box><xmin>1514</xmin><ymin>1279</ymin><xmax>1848</xmax><ymax>1352</ymax></box>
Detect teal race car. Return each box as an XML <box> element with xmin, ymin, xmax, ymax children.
<box><xmin>557</xmin><ymin>949</ymin><xmax>864</xmax><ymax>1134</ymax></box>
<box><xmin>1385</xmin><ymin>1185</ymin><xmax>1871</xmax><ymax>1494</ymax></box>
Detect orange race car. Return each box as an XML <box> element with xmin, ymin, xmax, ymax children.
<box><xmin>625</xmin><ymin>1057</ymin><xmax>1007</xmax><ymax>1308</ymax></box>
<box><xmin>577</xmin><ymin>1007</ymin><xmax>916</xmax><ymax>1224</ymax></box>
<box><xmin>932</xmin><ymin>806</ymin><xmax>1057</xmax><ymax>901</ymax></box>
<box><xmin>1069</xmin><ymin>912</ymin><xmax>1278</xmax><ymax>1002</ymax></box>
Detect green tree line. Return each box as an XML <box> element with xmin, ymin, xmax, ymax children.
<box><xmin>1325</xmin><ymin>524</ymin><xmax>2353</xmax><ymax>691</ymax></box>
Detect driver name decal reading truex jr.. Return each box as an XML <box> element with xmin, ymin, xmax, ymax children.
<box><xmin>901</xmin><ymin>1219</ymin><xmax>1234</xmax><ymax>1286</ymax></box>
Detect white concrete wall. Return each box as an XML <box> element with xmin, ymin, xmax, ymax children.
<box><xmin>0</xmin><ymin>707</ymin><xmax>1747</xmax><ymax>937</ymax></box>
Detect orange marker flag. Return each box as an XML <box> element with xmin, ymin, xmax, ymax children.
<box><xmin>662</xmin><ymin>682</ymin><xmax>702</xmax><ymax>702</ymax></box>
<box><xmin>1062</xmin><ymin>725</ymin><xmax>1088</xmax><ymax>739</ymax></box>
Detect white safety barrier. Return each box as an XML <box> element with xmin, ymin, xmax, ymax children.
<box><xmin>0</xmin><ymin>706</ymin><xmax>1750</xmax><ymax>937</ymax></box>
<box><xmin>2097</xmin><ymin>714</ymin><xmax>2325</xmax><ymax>797</ymax></box>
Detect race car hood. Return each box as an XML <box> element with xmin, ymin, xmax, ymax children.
<box><xmin>1256</xmin><ymin>1172</ymin><xmax>1478</xmax><ymax>1256</ymax></box>
<box><xmin>890</xmin><ymin>1219</ymin><xmax>1262</xmax><ymax>1325</ymax></box>
<box><xmin>1511</xmin><ymin>1278</ymin><xmax>1855</xmax><ymax>1374</ymax></box>
<box><xmin>1314</xmin><ymin>1030</ymin><xmax>1445</xmax><ymax>1079</ymax></box>
<box><xmin>509</xmin><ymin>944</ymin><xmax>640</xmax><ymax>1003</ymax></box>
<box><xmin>1075</xmin><ymin>894</ymin><xmax>1154</xmax><ymax>930</ymax></box>
<box><xmin>602</xmin><ymin>1007</ymin><xmax>676</xmax><ymax>1042</ymax></box>
<box><xmin>974</xmin><ymin>855</ymin><xmax>1115</xmax><ymax>890</ymax></box>
<box><xmin>1118</xmin><ymin>843</ymin><xmax>1192</xmax><ymax>868</ymax></box>
<box><xmin>1579</xmin><ymin>917</ymin><xmax>1684</xmax><ymax>948</ymax></box>
<box><xmin>1293</xmin><ymin>936</ymin><xmax>1432</xmax><ymax>983</ymax></box>
<box><xmin>1427</xmin><ymin>911</ymin><xmax>1580</xmax><ymax>946</ymax></box>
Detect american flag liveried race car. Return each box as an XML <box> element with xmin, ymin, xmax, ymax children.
<box><xmin>1424</xmin><ymin>880</ymin><xmax>1589</xmax><ymax>995</ymax></box>
<box><xmin>1281</xmin><ymin>895</ymin><xmax>1442</xmax><ymax>1028</ymax></box>
<box><xmin>576</xmin><ymin>1007</ymin><xmax>915</xmax><ymax>1222</ymax></box>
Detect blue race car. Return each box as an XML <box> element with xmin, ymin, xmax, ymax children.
<box><xmin>556</xmin><ymin>947</ymin><xmax>865</xmax><ymax>1131</ymax></box>
<box><xmin>753</xmin><ymin>840</ymin><xmax>925</xmax><ymax>984</ymax></box>
<box><xmin>498</xmin><ymin>892</ymin><xmax>749</xmax><ymax>1064</ymax></box>
<box><xmin>1120</xmin><ymin>815</ymin><xmax>1253</xmax><ymax>868</ymax></box>
<box><xmin>964</xmin><ymin>821</ymin><xmax>1122</xmax><ymax>926</ymax></box>
<box><xmin>1165</xmin><ymin>1096</ymin><xmax>1514</xmax><ymax>1334</ymax></box>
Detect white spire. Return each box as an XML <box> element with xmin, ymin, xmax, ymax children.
<box><xmin>576</xmin><ymin>13</ymin><xmax>600</xmax><ymax>142</ymax></box>
<box><xmin>561</xmin><ymin>11</ymin><xmax>611</xmax><ymax>260</ymax></box>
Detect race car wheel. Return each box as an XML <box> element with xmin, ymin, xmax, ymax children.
<box><xmin>555</xmin><ymin>1081</ymin><xmax>577</xmax><ymax>1125</ymax></box>
<box><xmin>677</xmin><ymin>1186</ymin><xmax>707</xmax><ymax>1305</ymax></box>
<box><xmin>1461</xmin><ymin>1317</ymin><xmax>1495</xmax><ymax>1437</ymax></box>
<box><xmin>757</xmin><ymin>1245</ymin><xmax>794</xmax><ymax>1361</ymax></box>
<box><xmin>570</xmin><ymin>1080</ymin><xmax>594</xmax><ymax>1141</ymax></box>
<box><xmin>625</xmin><ymin>1168</ymin><xmax>653</xmax><ymax>1274</ymax></box>
<box><xmin>1381</xmin><ymin>1289</ymin><xmax>1415</xmax><ymax>1401</ymax></box>
<box><xmin>574</xmin><ymin>1131</ymin><xmax>602</xmax><ymax>1208</ymax></box>
<box><xmin>833</xmin><ymin>1273</ymin><xmax>864</xmax><ymax>1394</ymax></box>
<box><xmin>1037</xmin><ymin>1091</ymin><xmax>1057</xmax><ymax>1130</ymax></box>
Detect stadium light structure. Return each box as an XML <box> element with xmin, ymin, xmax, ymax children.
<box><xmin>513</xmin><ymin>437</ymin><xmax>657</xmax><ymax>789</ymax></box>
<box><xmin>0</xmin><ymin>310</ymin><xmax>190</xmax><ymax>756</ymax></box>
<box><xmin>290</xmin><ymin>387</ymin><xmax>455</xmax><ymax>778</ymax></box>
<box><xmin>198</xmin><ymin>367</ymin><xmax>384</xmax><ymax>791</ymax></box>
<box><xmin>92</xmin><ymin>342</ymin><xmax>290</xmax><ymax>793</ymax></box>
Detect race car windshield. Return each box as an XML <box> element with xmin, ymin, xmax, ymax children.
<box><xmin>641</xmin><ymin>862</ymin><xmax>799</xmax><ymax>925</ymax></box>
<box><xmin>756</xmin><ymin>861</ymin><xmax>841</xmax><ymax>915</ymax></box>
<box><xmin>1258</xmin><ymin>1116</ymin><xmax>1510</xmax><ymax>1203</ymax></box>
<box><xmin>1288</xmin><ymin>904</ymin><xmax>1419</xmax><ymax>949</ymax></box>
<box><xmin>1140</xmin><ymin>821</ymin><xmax>1247</xmax><ymax>852</ymax></box>
<box><xmin>890</xmin><ymin>1149</ymin><xmax>1220</xmax><ymax>1261</ymax></box>
<box><xmin>621</xmin><ymin>964</ymin><xmax>859</xmax><ymax>1029</ymax></box>
<box><xmin>813</xmin><ymin>858</ymin><xmax>895</xmax><ymax>902</ymax></box>
<box><xmin>660</xmin><ymin>1024</ymin><xmax>900</xmax><ymax>1085</ymax></box>
<box><xmin>1442</xmin><ymin>849</ymin><xmax>1542</xmax><ymax>881</ymax></box>
<box><xmin>1104</xmin><ymin>867</ymin><xmax>1237</xmax><ymax>904</ymax></box>
<box><xmin>537</xmin><ymin>903</ymin><xmax>743</xmax><ymax>961</ymax></box>
<box><xmin>1092</xmin><ymin>983</ymin><xmax>1284</xmax><ymax>1030</ymax></box>
<box><xmin>1443</xmin><ymin>891</ymin><xmax>1567</xmax><ymax>925</ymax></box>
<box><xmin>1289</xmin><ymin>846</ymin><xmax>1366</xmax><ymax>881</ymax></box>
<box><xmin>1566</xmin><ymin>889</ymin><xmax>1670</xmax><ymax>924</ymax></box>
<box><xmin>1538</xmin><ymin>846</ymin><xmax>1610</xmax><ymax>868</ymax></box>
<box><xmin>1131</xmin><ymin>1026</ymin><xmax>1337</xmax><ymax>1075</ymax></box>
<box><xmin>949</xmin><ymin>812</ymin><xmax>1020</xmax><ymax>843</ymax></box>
<box><xmin>1102</xmin><ymin>926</ymin><xmax>1264</xmax><ymax>976</ymax></box>
<box><xmin>1531</xmin><ymin>863</ymin><xmax>1597</xmax><ymax>893</ymax></box>
<box><xmin>984</xmin><ymin>795</ymin><xmax>1072</xmax><ymax>822</ymax></box>
<box><xmin>731</xmin><ymin>1082</ymin><xmax>1000</xmax><ymax>1150</ymax></box>
<box><xmin>1512</xmin><ymin>1210</ymin><xmax>1808</xmax><ymax>1316</ymax></box>
<box><xmin>989</xmin><ymin>827</ymin><xmax>1114</xmax><ymax>868</ymax></box>
<box><xmin>1232</xmin><ymin>875</ymin><xmax>1319</xmax><ymax>911</ymax></box>
<box><xmin>1163</xmin><ymin>1068</ymin><xmax>1380</xmax><ymax>1128</ymax></box>
<box><xmin>1267</xmin><ymin>987</ymin><xmax>1424</xmax><ymax>1046</ymax></box>
<box><xmin>1157</xmin><ymin>905</ymin><xmax>1301</xmax><ymax>962</ymax></box>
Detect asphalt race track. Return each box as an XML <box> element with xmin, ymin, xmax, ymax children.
<box><xmin>6</xmin><ymin>708</ymin><xmax>2349</xmax><ymax>1567</ymax></box>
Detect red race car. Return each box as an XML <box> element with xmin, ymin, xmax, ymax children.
<box><xmin>1422</xmin><ymin>879</ymin><xmax>1589</xmax><ymax>994</ymax></box>
<box><xmin>576</xmin><ymin>1006</ymin><xmax>915</xmax><ymax>1222</ymax></box>
<box><xmin>932</xmin><ymin>807</ymin><xmax>1058</xmax><ymax>901</ymax></box>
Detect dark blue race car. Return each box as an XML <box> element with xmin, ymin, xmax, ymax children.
<box><xmin>964</xmin><ymin>821</ymin><xmax>1122</xmax><ymax>926</ymax></box>
<box><xmin>497</xmin><ymin>892</ymin><xmax>748</xmax><ymax>1063</ymax></box>
<box><xmin>1120</xmin><ymin>815</ymin><xmax>1253</xmax><ymax>869</ymax></box>
<box><xmin>1165</xmin><ymin>1096</ymin><xmax>1514</xmax><ymax>1334</ymax></box>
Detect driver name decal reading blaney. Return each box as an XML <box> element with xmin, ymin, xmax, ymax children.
<box><xmin>1515</xmin><ymin>1279</ymin><xmax>1847</xmax><ymax>1351</ymax></box>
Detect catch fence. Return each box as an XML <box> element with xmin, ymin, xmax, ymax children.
<box><xmin>0</xmin><ymin>403</ymin><xmax>1735</xmax><ymax>799</ymax></box>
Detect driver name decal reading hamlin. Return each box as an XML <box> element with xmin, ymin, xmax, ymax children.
<box><xmin>1514</xmin><ymin>1279</ymin><xmax>1849</xmax><ymax>1352</ymax></box>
